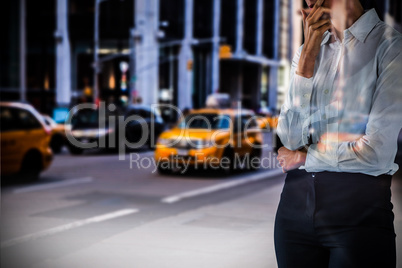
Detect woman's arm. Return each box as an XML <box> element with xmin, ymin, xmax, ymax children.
<box><xmin>304</xmin><ymin>37</ymin><xmax>402</xmax><ymax>175</ymax></box>
<box><xmin>277</xmin><ymin>1</ymin><xmax>331</xmax><ymax>150</ymax></box>
<box><xmin>277</xmin><ymin>47</ymin><xmax>314</xmax><ymax>150</ymax></box>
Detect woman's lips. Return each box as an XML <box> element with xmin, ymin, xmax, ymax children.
<box><xmin>309</xmin><ymin>4</ymin><xmax>315</xmax><ymax>9</ymax></box>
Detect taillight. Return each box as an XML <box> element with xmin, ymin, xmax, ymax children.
<box><xmin>44</xmin><ymin>126</ymin><xmax>52</xmax><ymax>135</ymax></box>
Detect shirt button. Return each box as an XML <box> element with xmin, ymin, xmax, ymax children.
<box><xmin>324</xmin><ymin>89</ymin><xmax>329</xmax><ymax>94</ymax></box>
<box><xmin>303</xmin><ymin>94</ymin><xmax>309</xmax><ymax>98</ymax></box>
<box><xmin>301</xmin><ymin>104</ymin><xmax>306</xmax><ymax>108</ymax></box>
<box><xmin>322</xmin><ymin>114</ymin><xmax>327</xmax><ymax>120</ymax></box>
<box><xmin>304</xmin><ymin>83</ymin><xmax>309</xmax><ymax>87</ymax></box>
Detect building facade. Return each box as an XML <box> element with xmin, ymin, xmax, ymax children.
<box><xmin>1</xmin><ymin>0</ymin><xmax>400</xmax><ymax>118</ymax></box>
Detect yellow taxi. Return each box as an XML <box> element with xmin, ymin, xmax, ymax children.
<box><xmin>154</xmin><ymin>108</ymin><xmax>263</xmax><ymax>174</ymax></box>
<box><xmin>42</xmin><ymin>115</ymin><xmax>70</xmax><ymax>153</ymax></box>
<box><xmin>257</xmin><ymin>115</ymin><xmax>279</xmax><ymax>130</ymax></box>
<box><xmin>0</xmin><ymin>102</ymin><xmax>53</xmax><ymax>180</ymax></box>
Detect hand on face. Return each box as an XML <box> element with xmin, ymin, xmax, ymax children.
<box><xmin>301</xmin><ymin>0</ymin><xmax>332</xmax><ymax>54</ymax></box>
<box><xmin>277</xmin><ymin>147</ymin><xmax>307</xmax><ymax>173</ymax></box>
<box><xmin>297</xmin><ymin>0</ymin><xmax>332</xmax><ymax>78</ymax></box>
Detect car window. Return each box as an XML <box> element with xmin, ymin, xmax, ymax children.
<box><xmin>125</xmin><ymin>108</ymin><xmax>152</xmax><ymax>120</ymax></box>
<box><xmin>247</xmin><ymin>116</ymin><xmax>258</xmax><ymax>128</ymax></box>
<box><xmin>178</xmin><ymin>113</ymin><xmax>228</xmax><ymax>129</ymax></box>
<box><xmin>125</xmin><ymin>109</ymin><xmax>140</xmax><ymax>118</ymax></box>
<box><xmin>72</xmin><ymin>109</ymin><xmax>100</xmax><ymax>129</ymax></box>
<box><xmin>42</xmin><ymin>117</ymin><xmax>52</xmax><ymax>127</ymax></box>
<box><xmin>0</xmin><ymin>107</ymin><xmax>16</xmax><ymax>132</ymax></box>
<box><xmin>217</xmin><ymin>115</ymin><xmax>230</xmax><ymax>129</ymax></box>
<box><xmin>16</xmin><ymin>109</ymin><xmax>42</xmax><ymax>130</ymax></box>
<box><xmin>233</xmin><ymin>115</ymin><xmax>257</xmax><ymax>132</ymax></box>
<box><xmin>140</xmin><ymin>109</ymin><xmax>151</xmax><ymax>119</ymax></box>
<box><xmin>0</xmin><ymin>107</ymin><xmax>42</xmax><ymax>132</ymax></box>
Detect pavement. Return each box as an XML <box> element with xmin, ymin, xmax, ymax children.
<box><xmin>29</xmin><ymin>166</ymin><xmax>402</xmax><ymax>268</ymax></box>
<box><xmin>2</xmin><ymin>132</ymin><xmax>402</xmax><ymax>268</ymax></box>
<box><xmin>29</xmin><ymin>176</ymin><xmax>283</xmax><ymax>268</ymax></box>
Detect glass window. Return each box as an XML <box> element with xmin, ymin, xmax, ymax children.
<box><xmin>0</xmin><ymin>107</ymin><xmax>42</xmax><ymax>131</ymax></box>
<box><xmin>139</xmin><ymin>109</ymin><xmax>151</xmax><ymax>119</ymax></box>
<box><xmin>0</xmin><ymin>107</ymin><xmax>16</xmax><ymax>132</ymax></box>
<box><xmin>234</xmin><ymin>115</ymin><xmax>258</xmax><ymax>131</ymax></box>
<box><xmin>125</xmin><ymin>108</ymin><xmax>151</xmax><ymax>119</ymax></box>
<box><xmin>217</xmin><ymin>115</ymin><xmax>231</xmax><ymax>129</ymax></box>
<box><xmin>178</xmin><ymin>113</ymin><xmax>229</xmax><ymax>129</ymax></box>
<box><xmin>16</xmin><ymin>109</ymin><xmax>42</xmax><ymax>130</ymax></box>
<box><xmin>72</xmin><ymin>109</ymin><xmax>100</xmax><ymax>129</ymax></box>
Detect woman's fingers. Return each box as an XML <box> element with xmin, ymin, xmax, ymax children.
<box><xmin>309</xmin><ymin>0</ymin><xmax>325</xmax><ymax>15</ymax></box>
<box><xmin>308</xmin><ymin>7</ymin><xmax>331</xmax><ymax>24</ymax></box>
<box><xmin>311</xmin><ymin>19</ymin><xmax>331</xmax><ymax>30</ymax></box>
<box><xmin>318</xmin><ymin>22</ymin><xmax>332</xmax><ymax>34</ymax></box>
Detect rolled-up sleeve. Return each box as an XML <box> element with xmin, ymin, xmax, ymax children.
<box><xmin>277</xmin><ymin>45</ymin><xmax>314</xmax><ymax>150</ymax></box>
<box><xmin>305</xmin><ymin>37</ymin><xmax>402</xmax><ymax>176</ymax></box>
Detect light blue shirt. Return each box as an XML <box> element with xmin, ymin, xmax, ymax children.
<box><xmin>278</xmin><ymin>9</ymin><xmax>402</xmax><ymax>176</ymax></box>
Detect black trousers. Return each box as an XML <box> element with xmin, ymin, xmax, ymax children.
<box><xmin>274</xmin><ymin>169</ymin><xmax>396</xmax><ymax>268</ymax></box>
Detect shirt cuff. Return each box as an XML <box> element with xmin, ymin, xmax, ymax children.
<box><xmin>304</xmin><ymin>143</ymin><xmax>339</xmax><ymax>172</ymax></box>
<box><xmin>290</xmin><ymin>74</ymin><xmax>313</xmax><ymax>112</ymax></box>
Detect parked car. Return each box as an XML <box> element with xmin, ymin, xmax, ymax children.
<box><xmin>42</xmin><ymin>115</ymin><xmax>70</xmax><ymax>153</ymax></box>
<box><xmin>124</xmin><ymin>105</ymin><xmax>165</xmax><ymax>148</ymax></box>
<box><xmin>154</xmin><ymin>108</ymin><xmax>263</xmax><ymax>174</ymax></box>
<box><xmin>67</xmin><ymin>105</ymin><xmax>165</xmax><ymax>154</ymax></box>
<box><xmin>0</xmin><ymin>102</ymin><xmax>53</xmax><ymax>180</ymax></box>
<box><xmin>67</xmin><ymin>106</ymin><xmax>117</xmax><ymax>154</ymax></box>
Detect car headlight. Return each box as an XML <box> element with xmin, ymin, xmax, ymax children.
<box><xmin>97</xmin><ymin>128</ymin><xmax>114</xmax><ymax>136</ymax></box>
<box><xmin>71</xmin><ymin>130</ymin><xmax>85</xmax><ymax>137</ymax></box>
<box><xmin>157</xmin><ymin>138</ymin><xmax>171</xmax><ymax>146</ymax></box>
<box><xmin>71</xmin><ymin>128</ymin><xmax>114</xmax><ymax>138</ymax></box>
<box><xmin>193</xmin><ymin>139</ymin><xmax>214</xmax><ymax>149</ymax></box>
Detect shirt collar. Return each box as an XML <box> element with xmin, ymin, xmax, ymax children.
<box><xmin>321</xmin><ymin>31</ymin><xmax>331</xmax><ymax>46</ymax></box>
<box><xmin>348</xmin><ymin>8</ymin><xmax>380</xmax><ymax>43</ymax></box>
<box><xmin>320</xmin><ymin>8</ymin><xmax>380</xmax><ymax>46</ymax></box>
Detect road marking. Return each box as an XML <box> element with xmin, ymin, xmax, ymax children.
<box><xmin>1</xmin><ymin>209</ymin><xmax>138</xmax><ymax>249</ymax></box>
<box><xmin>161</xmin><ymin>168</ymin><xmax>284</xmax><ymax>204</ymax></box>
<box><xmin>13</xmin><ymin>177</ymin><xmax>93</xmax><ymax>194</ymax></box>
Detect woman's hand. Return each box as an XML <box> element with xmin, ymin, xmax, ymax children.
<box><xmin>297</xmin><ymin>0</ymin><xmax>332</xmax><ymax>78</ymax></box>
<box><xmin>277</xmin><ymin>147</ymin><xmax>307</xmax><ymax>173</ymax></box>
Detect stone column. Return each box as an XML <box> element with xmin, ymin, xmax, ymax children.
<box><xmin>211</xmin><ymin>0</ymin><xmax>221</xmax><ymax>94</ymax></box>
<box><xmin>235</xmin><ymin>0</ymin><xmax>244</xmax><ymax>55</ymax></box>
<box><xmin>177</xmin><ymin>0</ymin><xmax>194</xmax><ymax>110</ymax></box>
<box><xmin>268</xmin><ymin>0</ymin><xmax>280</xmax><ymax>110</ymax></box>
<box><xmin>256</xmin><ymin>0</ymin><xmax>263</xmax><ymax>55</ymax></box>
<box><xmin>55</xmin><ymin>0</ymin><xmax>72</xmax><ymax>106</ymax></box>
<box><xmin>135</xmin><ymin>0</ymin><xmax>160</xmax><ymax>105</ymax></box>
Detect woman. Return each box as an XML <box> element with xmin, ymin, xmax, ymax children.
<box><xmin>275</xmin><ymin>0</ymin><xmax>402</xmax><ymax>267</ymax></box>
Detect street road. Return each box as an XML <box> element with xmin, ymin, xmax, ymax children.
<box><xmin>2</xmin><ymin>135</ymin><xmax>402</xmax><ymax>268</ymax></box>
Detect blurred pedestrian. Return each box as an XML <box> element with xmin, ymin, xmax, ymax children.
<box><xmin>275</xmin><ymin>0</ymin><xmax>402</xmax><ymax>267</ymax></box>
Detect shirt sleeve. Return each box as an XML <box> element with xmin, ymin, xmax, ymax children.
<box><xmin>277</xmin><ymin>45</ymin><xmax>314</xmax><ymax>150</ymax></box>
<box><xmin>305</xmin><ymin>37</ymin><xmax>402</xmax><ymax>176</ymax></box>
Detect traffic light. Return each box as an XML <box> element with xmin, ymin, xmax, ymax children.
<box><xmin>219</xmin><ymin>45</ymin><xmax>232</xmax><ymax>59</ymax></box>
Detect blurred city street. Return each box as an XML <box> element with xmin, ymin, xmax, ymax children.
<box><xmin>2</xmin><ymin>134</ymin><xmax>402</xmax><ymax>268</ymax></box>
<box><xmin>2</xmin><ymin>0</ymin><xmax>402</xmax><ymax>267</ymax></box>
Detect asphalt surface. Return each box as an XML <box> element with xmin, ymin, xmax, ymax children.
<box><xmin>2</xmin><ymin>132</ymin><xmax>402</xmax><ymax>268</ymax></box>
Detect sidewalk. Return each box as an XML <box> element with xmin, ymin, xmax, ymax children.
<box><xmin>31</xmin><ymin>179</ymin><xmax>284</xmax><ymax>268</ymax></box>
